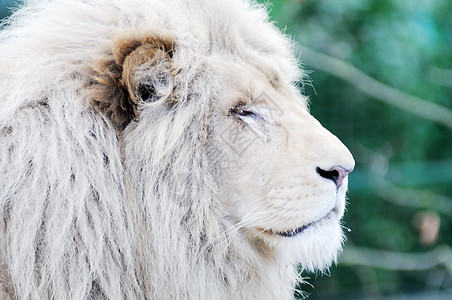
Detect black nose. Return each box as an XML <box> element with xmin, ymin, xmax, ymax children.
<box><xmin>316</xmin><ymin>166</ymin><xmax>351</xmax><ymax>189</ymax></box>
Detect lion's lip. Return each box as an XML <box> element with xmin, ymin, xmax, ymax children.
<box><xmin>274</xmin><ymin>208</ymin><xmax>336</xmax><ymax>238</ymax></box>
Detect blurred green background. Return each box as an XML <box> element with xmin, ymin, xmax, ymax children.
<box><xmin>1</xmin><ymin>0</ymin><xmax>451</xmax><ymax>299</ymax></box>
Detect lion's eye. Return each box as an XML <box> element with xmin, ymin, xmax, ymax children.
<box><xmin>229</xmin><ymin>107</ymin><xmax>259</xmax><ymax>119</ymax></box>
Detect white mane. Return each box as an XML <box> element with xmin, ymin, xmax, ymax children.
<box><xmin>0</xmin><ymin>0</ymin><xmax>349</xmax><ymax>299</ymax></box>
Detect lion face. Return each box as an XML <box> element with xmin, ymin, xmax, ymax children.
<box><xmin>208</xmin><ymin>60</ymin><xmax>355</xmax><ymax>270</ymax></box>
<box><xmin>1</xmin><ymin>0</ymin><xmax>355</xmax><ymax>297</ymax></box>
<box><xmin>94</xmin><ymin>25</ymin><xmax>354</xmax><ymax>273</ymax></box>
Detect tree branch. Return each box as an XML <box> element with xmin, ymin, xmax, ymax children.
<box><xmin>341</xmin><ymin>244</ymin><xmax>452</xmax><ymax>273</ymax></box>
<box><xmin>374</xmin><ymin>180</ymin><xmax>452</xmax><ymax>217</ymax></box>
<box><xmin>298</xmin><ymin>45</ymin><xmax>452</xmax><ymax>130</ymax></box>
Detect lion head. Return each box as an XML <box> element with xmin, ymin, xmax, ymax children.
<box><xmin>210</xmin><ymin>61</ymin><xmax>355</xmax><ymax>270</ymax></box>
<box><xmin>0</xmin><ymin>0</ymin><xmax>354</xmax><ymax>299</ymax></box>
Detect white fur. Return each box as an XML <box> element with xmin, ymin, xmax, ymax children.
<box><xmin>0</xmin><ymin>0</ymin><xmax>354</xmax><ymax>299</ymax></box>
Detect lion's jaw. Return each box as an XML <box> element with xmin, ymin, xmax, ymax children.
<box><xmin>210</xmin><ymin>62</ymin><xmax>355</xmax><ymax>271</ymax></box>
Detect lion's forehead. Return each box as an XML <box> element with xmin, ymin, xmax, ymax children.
<box><xmin>121</xmin><ymin>0</ymin><xmax>300</xmax><ymax>83</ymax></box>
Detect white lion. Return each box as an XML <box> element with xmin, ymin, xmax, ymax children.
<box><xmin>0</xmin><ymin>0</ymin><xmax>355</xmax><ymax>299</ymax></box>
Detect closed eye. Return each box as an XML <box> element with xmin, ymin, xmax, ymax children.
<box><xmin>228</xmin><ymin>106</ymin><xmax>262</xmax><ymax>121</ymax></box>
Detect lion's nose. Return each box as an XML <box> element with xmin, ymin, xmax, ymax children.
<box><xmin>316</xmin><ymin>166</ymin><xmax>352</xmax><ymax>189</ymax></box>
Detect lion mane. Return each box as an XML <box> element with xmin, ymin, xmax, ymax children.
<box><xmin>0</xmin><ymin>0</ymin><xmax>355</xmax><ymax>299</ymax></box>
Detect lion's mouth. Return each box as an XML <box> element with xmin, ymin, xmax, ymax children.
<box><xmin>271</xmin><ymin>209</ymin><xmax>336</xmax><ymax>238</ymax></box>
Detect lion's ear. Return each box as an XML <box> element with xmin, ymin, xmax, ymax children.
<box><xmin>121</xmin><ymin>38</ymin><xmax>174</xmax><ymax>105</ymax></box>
<box><xmin>90</xmin><ymin>36</ymin><xmax>175</xmax><ymax>131</ymax></box>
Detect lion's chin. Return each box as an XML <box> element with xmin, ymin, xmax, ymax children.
<box><xmin>256</xmin><ymin>210</ymin><xmax>345</xmax><ymax>271</ymax></box>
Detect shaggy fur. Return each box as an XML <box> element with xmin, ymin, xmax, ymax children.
<box><xmin>0</xmin><ymin>0</ymin><xmax>355</xmax><ymax>299</ymax></box>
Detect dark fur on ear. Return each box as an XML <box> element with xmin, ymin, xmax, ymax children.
<box><xmin>90</xmin><ymin>35</ymin><xmax>174</xmax><ymax>131</ymax></box>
